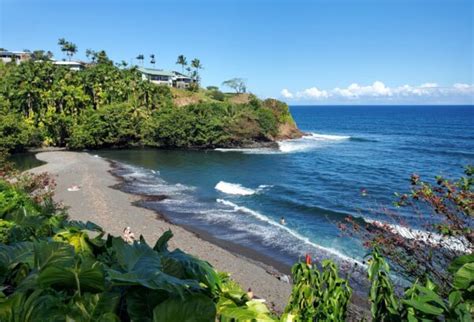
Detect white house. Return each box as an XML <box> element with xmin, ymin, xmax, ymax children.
<box><xmin>53</xmin><ymin>60</ymin><xmax>86</xmax><ymax>71</ymax></box>
<box><xmin>137</xmin><ymin>67</ymin><xmax>194</xmax><ymax>88</ymax></box>
<box><xmin>0</xmin><ymin>51</ymin><xmax>31</xmax><ymax>64</ymax></box>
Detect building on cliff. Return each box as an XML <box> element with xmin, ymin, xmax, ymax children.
<box><xmin>137</xmin><ymin>67</ymin><xmax>194</xmax><ymax>88</ymax></box>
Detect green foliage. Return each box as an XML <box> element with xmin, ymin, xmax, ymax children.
<box><xmin>0</xmin><ymin>98</ymin><xmax>39</xmax><ymax>152</ymax></box>
<box><xmin>257</xmin><ymin>108</ymin><xmax>278</xmax><ymax>137</ymax></box>
<box><xmin>367</xmin><ymin>249</ymin><xmax>400</xmax><ymax>321</ymax></box>
<box><xmin>365</xmin><ymin>248</ymin><xmax>473</xmax><ymax>322</ymax></box>
<box><xmin>0</xmin><ymin>175</ymin><xmax>276</xmax><ymax>321</ymax></box>
<box><xmin>216</xmin><ymin>272</ymin><xmax>276</xmax><ymax>321</ymax></box>
<box><xmin>209</xmin><ymin>89</ymin><xmax>226</xmax><ymax>101</ymax></box>
<box><xmin>0</xmin><ymin>53</ymin><xmax>294</xmax><ymax>150</ymax></box>
<box><xmin>284</xmin><ymin>258</ymin><xmax>352</xmax><ymax>321</ymax></box>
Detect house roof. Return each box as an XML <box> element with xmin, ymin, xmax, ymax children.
<box><xmin>53</xmin><ymin>60</ymin><xmax>85</xmax><ymax>66</ymax></box>
<box><xmin>137</xmin><ymin>67</ymin><xmax>175</xmax><ymax>77</ymax></box>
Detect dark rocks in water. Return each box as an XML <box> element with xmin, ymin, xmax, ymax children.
<box><xmin>139</xmin><ymin>194</ymin><xmax>168</xmax><ymax>202</ymax></box>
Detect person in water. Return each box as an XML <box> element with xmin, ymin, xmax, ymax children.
<box><xmin>280</xmin><ymin>217</ymin><xmax>286</xmax><ymax>225</ymax></box>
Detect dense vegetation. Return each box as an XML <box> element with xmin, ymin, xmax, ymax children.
<box><xmin>0</xmin><ymin>45</ymin><xmax>298</xmax><ymax>152</ymax></box>
<box><xmin>0</xmin><ymin>154</ymin><xmax>472</xmax><ymax>321</ymax></box>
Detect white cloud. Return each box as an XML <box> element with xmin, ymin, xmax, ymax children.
<box><xmin>280</xmin><ymin>82</ymin><xmax>474</xmax><ymax>104</ymax></box>
<box><xmin>420</xmin><ymin>83</ymin><xmax>438</xmax><ymax>88</ymax></box>
<box><xmin>280</xmin><ymin>88</ymin><xmax>294</xmax><ymax>99</ymax></box>
<box><xmin>333</xmin><ymin>81</ymin><xmax>392</xmax><ymax>98</ymax></box>
<box><xmin>295</xmin><ymin>87</ymin><xmax>329</xmax><ymax>99</ymax></box>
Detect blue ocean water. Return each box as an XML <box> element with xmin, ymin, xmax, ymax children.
<box><xmin>98</xmin><ymin>105</ymin><xmax>474</xmax><ymax>268</ymax></box>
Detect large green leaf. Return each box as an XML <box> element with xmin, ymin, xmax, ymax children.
<box><xmin>33</xmin><ymin>241</ymin><xmax>75</xmax><ymax>271</ymax></box>
<box><xmin>64</xmin><ymin>220</ymin><xmax>104</xmax><ymax>233</ymax></box>
<box><xmin>53</xmin><ymin>228</ymin><xmax>95</xmax><ymax>255</ymax></box>
<box><xmin>38</xmin><ymin>256</ymin><xmax>105</xmax><ymax>294</ymax></box>
<box><xmin>126</xmin><ymin>287</ymin><xmax>168</xmax><ymax>322</ymax></box>
<box><xmin>110</xmin><ymin>236</ymin><xmax>157</xmax><ymax>271</ymax></box>
<box><xmin>217</xmin><ymin>298</ymin><xmax>275</xmax><ymax>322</ymax></box>
<box><xmin>66</xmin><ymin>292</ymin><xmax>121</xmax><ymax>322</ymax></box>
<box><xmin>402</xmin><ymin>299</ymin><xmax>444</xmax><ymax>316</ymax></box>
<box><xmin>0</xmin><ymin>289</ymin><xmax>66</xmax><ymax>322</ymax></box>
<box><xmin>152</xmin><ymin>293</ymin><xmax>216</xmax><ymax>322</ymax></box>
<box><xmin>448</xmin><ymin>254</ymin><xmax>474</xmax><ymax>274</ymax></box>
<box><xmin>153</xmin><ymin>230</ymin><xmax>173</xmax><ymax>253</ymax></box>
<box><xmin>453</xmin><ymin>262</ymin><xmax>474</xmax><ymax>290</ymax></box>
<box><xmin>160</xmin><ymin>249</ymin><xmax>221</xmax><ymax>293</ymax></box>
<box><xmin>107</xmin><ymin>237</ymin><xmax>201</xmax><ymax>296</ymax></box>
<box><xmin>0</xmin><ymin>242</ymin><xmax>34</xmax><ymax>282</ymax></box>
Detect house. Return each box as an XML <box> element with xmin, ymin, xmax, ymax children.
<box><xmin>137</xmin><ymin>67</ymin><xmax>194</xmax><ymax>88</ymax></box>
<box><xmin>53</xmin><ymin>60</ymin><xmax>86</xmax><ymax>71</ymax></box>
<box><xmin>172</xmin><ymin>71</ymin><xmax>194</xmax><ymax>89</ymax></box>
<box><xmin>0</xmin><ymin>51</ymin><xmax>31</xmax><ymax>64</ymax></box>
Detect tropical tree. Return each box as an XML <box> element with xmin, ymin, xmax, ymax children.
<box><xmin>176</xmin><ymin>54</ymin><xmax>187</xmax><ymax>73</ymax></box>
<box><xmin>136</xmin><ymin>54</ymin><xmax>144</xmax><ymax>66</ymax></box>
<box><xmin>222</xmin><ymin>78</ymin><xmax>247</xmax><ymax>93</ymax></box>
<box><xmin>85</xmin><ymin>49</ymin><xmax>96</xmax><ymax>63</ymax></box>
<box><xmin>58</xmin><ymin>38</ymin><xmax>77</xmax><ymax>61</ymax></box>
<box><xmin>150</xmin><ymin>54</ymin><xmax>156</xmax><ymax>68</ymax></box>
<box><xmin>191</xmin><ymin>58</ymin><xmax>203</xmax><ymax>84</ymax></box>
<box><xmin>31</xmin><ymin>50</ymin><xmax>48</xmax><ymax>61</ymax></box>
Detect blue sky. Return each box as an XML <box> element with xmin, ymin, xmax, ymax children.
<box><xmin>1</xmin><ymin>0</ymin><xmax>472</xmax><ymax>104</ymax></box>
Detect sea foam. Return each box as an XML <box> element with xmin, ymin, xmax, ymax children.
<box><xmin>215</xmin><ymin>181</ymin><xmax>256</xmax><ymax>195</ymax></box>
<box><xmin>278</xmin><ymin>133</ymin><xmax>351</xmax><ymax>153</ymax></box>
<box><xmin>216</xmin><ymin>199</ymin><xmax>364</xmax><ymax>266</ymax></box>
<box><xmin>367</xmin><ymin>219</ymin><xmax>471</xmax><ymax>253</ymax></box>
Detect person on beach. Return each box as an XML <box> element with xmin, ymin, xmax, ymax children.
<box><xmin>122</xmin><ymin>227</ymin><xmax>135</xmax><ymax>244</ymax></box>
<box><xmin>280</xmin><ymin>217</ymin><xmax>286</xmax><ymax>225</ymax></box>
<box><xmin>67</xmin><ymin>185</ymin><xmax>81</xmax><ymax>192</ymax></box>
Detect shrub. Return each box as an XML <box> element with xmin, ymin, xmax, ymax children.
<box><xmin>0</xmin><ymin>174</ymin><xmax>276</xmax><ymax>321</ymax></box>
<box><xmin>257</xmin><ymin>108</ymin><xmax>278</xmax><ymax>137</ymax></box>
<box><xmin>209</xmin><ymin>90</ymin><xmax>225</xmax><ymax>101</ymax></box>
<box><xmin>69</xmin><ymin>102</ymin><xmax>143</xmax><ymax>149</ymax></box>
<box><xmin>0</xmin><ymin>97</ymin><xmax>39</xmax><ymax>152</ymax></box>
<box><xmin>283</xmin><ymin>255</ymin><xmax>352</xmax><ymax>321</ymax></box>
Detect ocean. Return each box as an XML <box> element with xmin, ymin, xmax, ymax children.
<box><xmin>97</xmin><ymin>105</ymin><xmax>474</xmax><ymax>271</ymax></box>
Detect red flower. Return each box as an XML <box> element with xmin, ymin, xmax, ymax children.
<box><xmin>305</xmin><ymin>254</ymin><xmax>312</xmax><ymax>266</ymax></box>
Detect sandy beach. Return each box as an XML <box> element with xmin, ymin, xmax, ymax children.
<box><xmin>29</xmin><ymin>151</ymin><xmax>292</xmax><ymax>312</ymax></box>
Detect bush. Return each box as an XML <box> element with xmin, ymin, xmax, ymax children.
<box><xmin>209</xmin><ymin>90</ymin><xmax>225</xmax><ymax>101</ymax></box>
<box><xmin>0</xmin><ymin>174</ymin><xmax>276</xmax><ymax>321</ymax></box>
<box><xmin>257</xmin><ymin>108</ymin><xmax>278</xmax><ymax>137</ymax></box>
<box><xmin>0</xmin><ymin>97</ymin><xmax>39</xmax><ymax>152</ymax></box>
<box><xmin>69</xmin><ymin>102</ymin><xmax>143</xmax><ymax>149</ymax></box>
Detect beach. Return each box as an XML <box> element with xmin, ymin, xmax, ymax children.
<box><xmin>28</xmin><ymin>151</ymin><xmax>292</xmax><ymax>312</ymax></box>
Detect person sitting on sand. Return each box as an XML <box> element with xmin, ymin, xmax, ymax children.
<box><xmin>122</xmin><ymin>227</ymin><xmax>135</xmax><ymax>244</ymax></box>
<box><xmin>280</xmin><ymin>217</ymin><xmax>286</xmax><ymax>225</ymax></box>
<box><xmin>67</xmin><ymin>185</ymin><xmax>81</xmax><ymax>192</ymax></box>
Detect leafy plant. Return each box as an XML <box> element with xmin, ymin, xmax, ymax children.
<box><xmin>284</xmin><ymin>255</ymin><xmax>352</xmax><ymax>321</ymax></box>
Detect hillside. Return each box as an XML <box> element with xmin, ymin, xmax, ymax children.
<box><xmin>0</xmin><ymin>57</ymin><xmax>302</xmax><ymax>152</ymax></box>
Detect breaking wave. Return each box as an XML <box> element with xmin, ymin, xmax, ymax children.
<box><xmin>216</xmin><ymin>199</ymin><xmax>364</xmax><ymax>266</ymax></box>
<box><xmin>215</xmin><ymin>181</ymin><xmax>272</xmax><ymax>196</ymax></box>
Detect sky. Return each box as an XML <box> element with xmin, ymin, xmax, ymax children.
<box><xmin>1</xmin><ymin>0</ymin><xmax>473</xmax><ymax>105</ymax></box>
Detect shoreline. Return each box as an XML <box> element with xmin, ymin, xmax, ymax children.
<box><xmin>107</xmin><ymin>159</ymin><xmax>293</xmax><ymax>275</ymax></box>
<box><xmin>28</xmin><ymin>151</ymin><xmax>293</xmax><ymax>312</ymax></box>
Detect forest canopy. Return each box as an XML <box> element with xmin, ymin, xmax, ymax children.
<box><xmin>0</xmin><ymin>50</ymin><xmax>298</xmax><ymax>152</ymax></box>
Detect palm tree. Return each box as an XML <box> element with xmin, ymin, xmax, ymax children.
<box><xmin>136</xmin><ymin>54</ymin><xmax>144</xmax><ymax>66</ymax></box>
<box><xmin>191</xmin><ymin>58</ymin><xmax>203</xmax><ymax>83</ymax></box>
<box><xmin>58</xmin><ymin>38</ymin><xmax>67</xmax><ymax>60</ymax></box>
<box><xmin>58</xmin><ymin>38</ymin><xmax>77</xmax><ymax>61</ymax></box>
<box><xmin>66</xmin><ymin>43</ymin><xmax>77</xmax><ymax>61</ymax></box>
<box><xmin>150</xmin><ymin>54</ymin><xmax>156</xmax><ymax>68</ymax></box>
<box><xmin>176</xmin><ymin>55</ymin><xmax>187</xmax><ymax>74</ymax></box>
